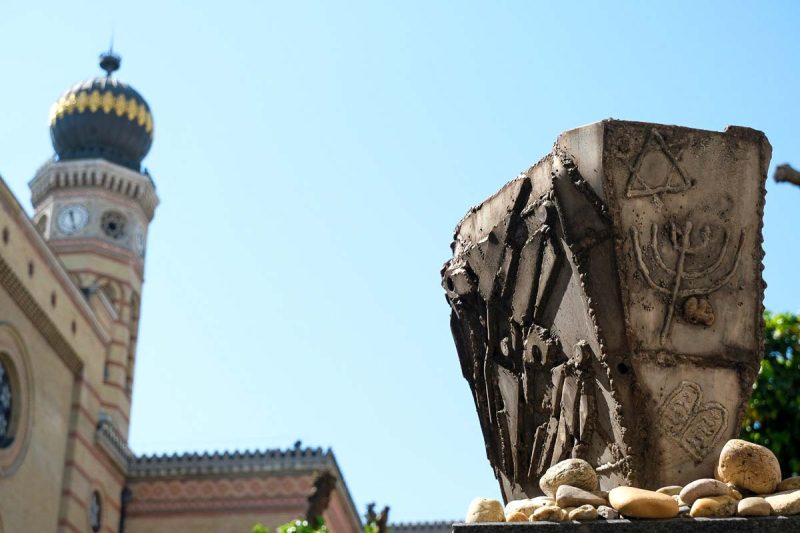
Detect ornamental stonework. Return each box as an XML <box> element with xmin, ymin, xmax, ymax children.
<box><xmin>441</xmin><ymin>120</ymin><xmax>770</xmax><ymax>500</ymax></box>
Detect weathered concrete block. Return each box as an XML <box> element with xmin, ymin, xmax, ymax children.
<box><xmin>441</xmin><ymin>120</ymin><xmax>771</xmax><ymax>500</ymax></box>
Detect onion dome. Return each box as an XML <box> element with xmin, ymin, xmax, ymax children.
<box><xmin>49</xmin><ymin>51</ymin><xmax>153</xmax><ymax>171</ymax></box>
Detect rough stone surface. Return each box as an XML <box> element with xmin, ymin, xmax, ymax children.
<box><xmin>690</xmin><ymin>495</ymin><xmax>737</xmax><ymax>518</ymax></box>
<box><xmin>555</xmin><ymin>485</ymin><xmax>606</xmax><ymax>508</ymax></box>
<box><xmin>764</xmin><ymin>489</ymin><xmax>800</xmax><ymax>516</ymax></box>
<box><xmin>680</xmin><ymin>478</ymin><xmax>732</xmax><ymax>505</ymax></box>
<box><xmin>779</xmin><ymin>477</ymin><xmax>800</xmax><ymax>492</ymax></box>
<box><xmin>737</xmin><ymin>497</ymin><xmax>771</xmax><ymax>517</ymax></box>
<box><xmin>717</xmin><ymin>440</ymin><xmax>781</xmax><ymax>494</ymax></box>
<box><xmin>609</xmin><ymin>487</ymin><xmax>679</xmax><ymax>519</ymax></box>
<box><xmin>596</xmin><ymin>505</ymin><xmax>619</xmax><ymax>520</ymax></box>
<box><xmin>442</xmin><ymin>120</ymin><xmax>771</xmax><ymax>499</ymax></box>
<box><xmin>530</xmin><ymin>506</ymin><xmax>566</xmax><ymax>522</ymax></box>
<box><xmin>538</xmin><ymin>459</ymin><xmax>597</xmax><ymax>497</ymax></box>
<box><xmin>453</xmin><ymin>516</ymin><xmax>800</xmax><ymax>532</ymax></box>
<box><xmin>504</xmin><ymin>499</ymin><xmax>551</xmax><ymax>519</ymax></box>
<box><xmin>568</xmin><ymin>504</ymin><xmax>598</xmax><ymax>521</ymax></box>
<box><xmin>657</xmin><ymin>486</ymin><xmax>683</xmax><ymax>496</ymax></box>
<box><xmin>465</xmin><ymin>498</ymin><xmax>505</xmax><ymax>523</ymax></box>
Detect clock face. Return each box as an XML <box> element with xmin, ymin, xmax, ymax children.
<box><xmin>56</xmin><ymin>205</ymin><xmax>89</xmax><ymax>235</ymax></box>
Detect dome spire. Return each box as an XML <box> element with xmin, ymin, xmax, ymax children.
<box><xmin>99</xmin><ymin>39</ymin><xmax>120</xmax><ymax>77</ymax></box>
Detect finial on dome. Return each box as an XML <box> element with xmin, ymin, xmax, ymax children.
<box><xmin>99</xmin><ymin>40</ymin><xmax>120</xmax><ymax>77</ymax></box>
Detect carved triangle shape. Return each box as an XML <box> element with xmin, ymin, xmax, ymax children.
<box><xmin>624</xmin><ymin>129</ymin><xmax>694</xmax><ymax>198</ymax></box>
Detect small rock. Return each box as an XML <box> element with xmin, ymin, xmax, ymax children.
<box><xmin>568</xmin><ymin>504</ymin><xmax>598</xmax><ymax>521</ymax></box>
<box><xmin>779</xmin><ymin>476</ymin><xmax>800</xmax><ymax>492</ymax></box>
<box><xmin>678</xmin><ymin>505</ymin><xmax>690</xmax><ymax>517</ymax></box>
<box><xmin>764</xmin><ymin>489</ymin><xmax>800</xmax><ymax>516</ymax></box>
<box><xmin>504</xmin><ymin>498</ymin><xmax>552</xmax><ymax>519</ymax></box>
<box><xmin>596</xmin><ymin>505</ymin><xmax>619</xmax><ymax>520</ymax></box>
<box><xmin>608</xmin><ymin>487</ymin><xmax>679</xmax><ymax>519</ymax></box>
<box><xmin>530</xmin><ymin>505</ymin><xmax>567</xmax><ymax>522</ymax></box>
<box><xmin>671</xmin><ymin>495</ymin><xmax>685</xmax><ymax>507</ymax></box>
<box><xmin>737</xmin><ymin>497</ymin><xmax>771</xmax><ymax>517</ymax></box>
<box><xmin>505</xmin><ymin>511</ymin><xmax>528</xmax><ymax>522</ymax></box>
<box><xmin>717</xmin><ymin>439</ymin><xmax>781</xmax><ymax>494</ymax></box>
<box><xmin>689</xmin><ymin>495</ymin><xmax>737</xmax><ymax>518</ymax></box>
<box><xmin>656</xmin><ymin>485</ymin><xmax>683</xmax><ymax>496</ymax></box>
<box><xmin>730</xmin><ymin>488</ymin><xmax>743</xmax><ymax>500</ymax></box>
<box><xmin>680</xmin><ymin>478</ymin><xmax>732</xmax><ymax>505</ymax></box>
<box><xmin>556</xmin><ymin>485</ymin><xmax>607</xmax><ymax>508</ymax></box>
<box><xmin>465</xmin><ymin>497</ymin><xmax>505</xmax><ymax>523</ymax></box>
<box><xmin>539</xmin><ymin>458</ymin><xmax>598</xmax><ymax>497</ymax></box>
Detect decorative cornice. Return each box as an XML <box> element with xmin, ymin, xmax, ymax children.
<box><xmin>389</xmin><ymin>521</ymin><xmax>456</xmax><ymax>533</ymax></box>
<box><xmin>129</xmin><ymin>445</ymin><xmax>335</xmax><ymax>479</ymax></box>
<box><xmin>29</xmin><ymin>159</ymin><xmax>159</xmax><ymax>221</ymax></box>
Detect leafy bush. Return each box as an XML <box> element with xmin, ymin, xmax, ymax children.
<box><xmin>741</xmin><ymin>311</ymin><xmax>800</xmax><ymax>476</ymax></box>
<box><xmin>252</xmin><ymin>519</ymin><xmax>331</xmax><ymax>533</ymax></box>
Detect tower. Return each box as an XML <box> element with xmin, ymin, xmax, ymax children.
<box><xmin>29</xmin><ymin>50</ymin><xmax>158</xmax><ymax>438</ymax></box>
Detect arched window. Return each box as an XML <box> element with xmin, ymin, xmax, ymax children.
<box><xmin>0</xmin><ymin>359</ymin><xmax>12</xmax><ymax>448</ymax></box>
<box><xmin>89</xmin><ymin>490</ymin><xmax>102</xmax><ymax>532</ymax></box>
<box><xmin>35</xmin><ymin>215</ymin><xmax>48</xmax><ymax>238</ymax></box>
<box><xmin>0</xmin><ymin>324</ymin><xmax>32</xmax><ymax>477</ymax></box>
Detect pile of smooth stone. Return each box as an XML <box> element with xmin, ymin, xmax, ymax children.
<box><xmin>465</xmin><ymin>439</ymin><xmax>800</xmax><ymax>523</ymax></box>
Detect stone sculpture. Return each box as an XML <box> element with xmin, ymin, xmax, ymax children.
<box><xmin>441</xmin><ymin>120</ymin><xmax>771</xmax><ymax>501</ymax></box>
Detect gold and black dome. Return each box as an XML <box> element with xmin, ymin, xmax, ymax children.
<box><xmin>49</xmin><ymin>51</ymin><xmax>153</xmax><ymax>171</ymax></box>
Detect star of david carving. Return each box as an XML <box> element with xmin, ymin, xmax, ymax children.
<box><xmin>623</xmin><ymin>128</ymin><xmax>694</xmax><ymax>198</ymax></box>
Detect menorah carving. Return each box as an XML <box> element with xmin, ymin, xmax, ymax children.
<box><xmin>443</xmin><ymin>120</ymin><xmax>770</xmax><ymax>498</ymax></box>
<box><xmin>630</xmin><ymin>221</ymin><xmax>745</xmax><ymax>345</ymax></box>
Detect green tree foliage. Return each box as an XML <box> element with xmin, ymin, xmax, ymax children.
<box><xmin>252</xmin><ymin>519</ymin><xmax>331</xmax><ymax>533</ymax></box>
<box><xmin>742</xmin><ymin>311</ymin><xmax>800</xmax><ymax>476</ymax></box>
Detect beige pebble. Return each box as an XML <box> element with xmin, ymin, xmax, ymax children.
<box><xmin>504</xmin><ymin>498</ymin><xmax>552</xmax><ymax>519</ymax></box>
<box><xmin>465</xmin><ymin>497</ymin><xmax>504</xmax><ymax>523</ymax></box>
<box><xmin>596</xmin><ymin>505</ymin><xmax>619</xmax><ymax>520</ymax></box>
<box><xmin>730</xmin><ymin>488</ymin><xmax>743</xmax><ymax>500</ymax></box>
<box><xmin>656</xmin><ymin>485</ymin><xmax>683</xmax><ymax>496</ymax></box>
<box><xmin>764</xmin><ymin>489</ymin><xmax>800</xmax><ymax>516</ymax></box>
<box><xmin>680</xmin><ymin>478</ymin><xmax>732</xmax><ymax>505</ymax></box>
<box><xmin>530</xmin><ymin>505</ymin><xmax>567</xmax><ymax>522</ymax></box>
<box><xmin>555</xmin><ymin>485</ymin><xmax>607</xmax><ymax>508</ymax></box>
<box><xmin>779</xmin><ymin>476</ymin><xmax>800</xmax><ymax>492</ymax></box>
<box><xmin>689</xmin><ymin>495</ymin><xmax>737</xmax><ymax>518</ymax></box>
<box><xmin>671</xmin><ymin>494</ymin><xmax>685</xmax><ymax>507</ymax></box>
<box><xmin>539</xmin><ymin>458</ymin><xmax>598</xmax><ymax>497</ymax></box>
<box><xmin>505</xmin><ymin>511</ymin><xmax>528</xmax><ymax>522</ymax></box>
<box><xmin>608</xmin><ymin>486</ymin><xmax>679</xmax><ymax>519</ymax></box>
<box><xmin>717</xmin><ymin>439</ymin><xmax>781</xmax><ymax>494</ymax></box>
<box><xmin>568</xmin><ymin>504</ymin><xmax>597</xmax><ymax>521</ymax></box>
<box><xmin>737</xmin><ymin>496</ymin><xmax>771</xmax><ymax>517</ymax></box>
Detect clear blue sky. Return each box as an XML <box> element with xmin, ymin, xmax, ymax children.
<box><xmin>1</xmin><ymin>0</ymin><xmax>799</xmax><ymax>523</ymax></box>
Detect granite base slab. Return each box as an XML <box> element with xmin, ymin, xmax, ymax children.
<box><xmin>454</xmin><ymin>517</ymin><xmax>800</xmax><ymax>532</ymax></box>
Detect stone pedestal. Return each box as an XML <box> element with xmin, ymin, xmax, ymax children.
<box><xmin>441</xmin><ymin>120</ymin><xmax>771</xmax><ymax>499</ymax></box>
<box><xmin>453</xmin><ymin>518</ymin><xmax>800</xmax><ymax>532</ymax></box>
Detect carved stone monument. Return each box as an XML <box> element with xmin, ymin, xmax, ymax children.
<box><xmin>441</xmin><ymin>120</ymin><xmax>771</xmax><ymax>501</ymax></box>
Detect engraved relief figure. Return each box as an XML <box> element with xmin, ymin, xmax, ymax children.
<box><xmin>631</xmin><ymin>220</ymin><xmax>745</xmax><ymax>344</ymax></box>
<box><xmin>539</xmin><ymin>341</ymin><xmax>608</xmax><ymax>469</ymax></box>
<box><xmin>658</xmin><ymin>381</ymin><xmax>728</xmax><ymax>461</ymax></box>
